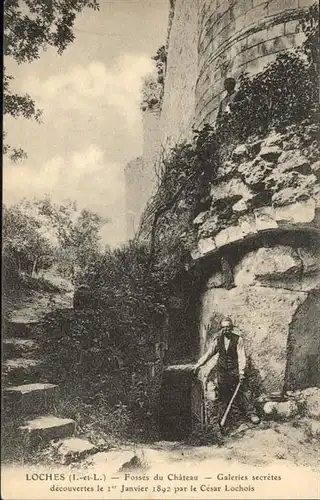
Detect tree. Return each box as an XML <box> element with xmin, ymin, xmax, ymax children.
<box><xmin>34</xmin><ymin>196</ymin><xmax>109</xmax><ymax>281</ymax></box>
<box><xmin>3</xmin><ymin>203</ymin><xmax>55</xmax><ymax>276</ymax></box>
<box><xmin>2</xmin><ymin>197</ymin><xmax>108</xmax><ymax>280</ymax></box>
<box><xmin>4</xmin><ymin>0</ymin><xmax>100</xmax><ymax>161</ymax></box>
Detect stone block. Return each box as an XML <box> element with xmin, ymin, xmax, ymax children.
<box><xmin>4</xmin><ymin>383</ymin><xmax>59</xmax><ymax>417</ymax></box>
<box><xmin>3</xmin><ymin>358</ymin><xmax>44</xmax><ymax>386</ymax></box>
<box><xmin>3</xmin><ymin>338</ymin><xmax>38</xmax><ymax>361</ymax></box>
<box><xmin>284</xmin><ymin>19</ymin><xmax>299</xmax><ymax>35</ymax></box>
<box><xmin>268</xmin><ymin>0</ymin><xmax>299</xmax><ymax>16</ymax></box>
<box><xmin>197</xmin><ymin>237</ymin><xmax>217</xmax><ymax>257</ymax></box>
<box><xmin>275</xmin><ymin>199</ymin><xmax>316</xmax><ymax>224</ymax></box>
<box><xmin>214</xmin><ymin>225</ymin><xmax>245</xmax><ymax>248</ymax></box>
<box><xmin>299</xmin><ymin>0</ymin><xmax>317</xmax><ymax>6</ymax></box>
<box><xmin>246</xmin><ymin>53</ymin><xmax>278</xmax><ymax>75</ymax></box>
<box><xmin>234</xmin><ymin>246</ymin><xmax>302</xmax><ymax>286</ymax></box>
<box><xmin>210</xmin><ymin>177</ymin><xmax>253</xmax><ymax>202</ymax></box>
<box><xmin>262</xmin><ymin>400</ymin><xmax>298</xmax><ymax>420</ymax></box>
<box><xmin>259</xmin><ymin>145</ymin><xmax>282</xmax><ymax>163</ymax></box>
<box><xmin>308</xmin><ymin>420</ymin><xmax>320</xmax><ymax>438</ymax></box>
<box><xmin>20</xmin><ymin>416</ymin><xmax>76</xmax><ymax>449</ymax></box>
<box><xmin>254</xmin><ymin>207</ymin><xmax>279</xmax><ymax>231</ymax></box>
<box><xmin>272</xmin><ymin>187</ymin><xmax>313</xmax><ymax>208</ymax></box>
<box><xmin>232</xmin><ymin>144</ymin><xmax>248</xmax><ymax>161</ymax></box>
<box><xmin>230</xmin><ymin>1</ymin><xmax>252</xmax><ymax>21</ymax></box>
<box><xmin>238</xmin><ymin>158</ymin><xmax>273</xmax><ymax>188</ymax></box>
<box><xmin>267</xmin><ymin>22</ymin><xmax>285</xmax><ymax>40</ymax></box>
<box><xmin>246</xmin><ymin>29</ymin><xmax>268</xmax><ymax>49</ymax></box>
<box><xmin>232</xmin><ymin>199</ymin><xmax>248</xmax><ymax>213</ymax></box>
<box><xmin>311</xmin><ymin>160</ymin><xmax>320</xmax><ymax>179</ymax></box>
<box><xmin>252</xmin><ymin>0</ymin><xmax>267</xmax><ymax>7</ymax></box>
<box><xmin>277</xmin><ymin>150</ymin><xmax>311</xmax><ymax>175</ymax></box>
<box><xmin>193</xmin><ymin>211</ymin><xmax>209</xmax><ymax>226</ymax></box>
<box><xmin>245</xmin><ymin>4</ymin><xmax>268</xmax><ymax>26</ymax></box>
<box><xmin>299</xmin><ymin>387</ymin><xmax>320</xmax><ymax>420</ymax></box>
<box><xmin>51</xmin><ymin>437</ymin><xmax>97</xmax><ymax>464</ymax></box>
<box><xmin>242</xmin><ymin>45</ymin><xmax>260</xmax><ymax>64</ymax></box>
<box><xmin>238</xmin><ymin>214</ymin><xmax>258</xmax><ymax>237</ymax></box>
<box><xmin>297</xmin><ymin>247</ymin><xmax>320</xmax><ymax>275</ymax></box>
<box><xmin>261</xmin><ymin>132</ymin><xmax>285</xmax><ymax>148</ymax></box>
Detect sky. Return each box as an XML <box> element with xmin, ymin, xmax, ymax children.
<box><xmin>4</xmin><ymin>0</ymin><xmax>169</xmax><ymax>248</ymax></box>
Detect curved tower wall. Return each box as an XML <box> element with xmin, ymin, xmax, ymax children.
<box><xmin>195</xmin><ymin>0</ymin><xmax>310</xmax><ymax>127</ymax></box>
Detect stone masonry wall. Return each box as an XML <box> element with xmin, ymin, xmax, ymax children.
<box><xmin>195</xmin><ymin>0</ymin><xmax>313</xmax><ymax>128</ymax></box>
<box><xmin>125</xmin><ymin>109</ymin><xmax>160</xmax><ymax>240</ymax></box>
<box><xmin>159</xmin><ymin>0</ymin><xmax>199</xmax><ymax>148</ymax></box>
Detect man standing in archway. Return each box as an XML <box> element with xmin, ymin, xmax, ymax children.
<box><xmin>194</xmin><ymin>317</ymin><xmax>260</xmax><ymax>428</ymax></box>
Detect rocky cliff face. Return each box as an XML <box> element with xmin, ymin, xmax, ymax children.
<box><xmin>192</xmin><ymin>125</ymin><xmax>320</xmax><ymax>394</ymax></box>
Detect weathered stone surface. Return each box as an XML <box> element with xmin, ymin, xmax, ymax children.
<box><xmin>234</xmin><ymin>246</ymin><xmax>302</xmax><ymax>286</ymax></box>
<box><xmin>261</xmin><ymin>133</ymin><xmax>285</xmax><ymax>148</ymax></box>
<box><xmin>215</xmin><ymin>161</ymin><xmax>237</xmax><ymax>181</ymax></box>
<box><xmin>254</xmin><ymin>207</ymin><xmax>279</xmax><ymax>231</ymax></box>
<box><xmin>232</xmin><ymin>199</ymin><xmax>248</xmax><ymax>213</ymax></box>
<box><xmin>206</xmin><ymin>272</ymin><xmax>225</xmax><ymax>289</ymax></box>
<box><xmin>274</xmin><ymin>199</ymin><xmax>316</xmax><ymax>225</ymax></box>
<box><xmin>307</xmin><ymin>420</ymin><xmax>320</xmax><ymax>438</ymax></box>
<box><xmin>198</xmin><ymin>214</ymin><xmax>220</xmax><ymax>237</ymax></box>
<box><xmin>277</xmin><ymin>150</ymin><xmax>310</xmax><ymax>175</ymax></box>
<box><xmin>51</xmin><ymin>437</ymin><xmax>97</xmax><ymax>464</ymax></box>
<box><xmin>199</xmin><ymin>285</ymin><xmax>307</xmax><ymax>392</ymax></box>
<box><xmin>214</xmin><ymin>225</ymin><xmax>245</xmax><ymax>248</ymax></box>
<box><xmin>267</xmin><ymin>169</ymin><xmax>316</xmax><ymax>193</ymax></box>
<box><xmin>262</xmin><ymin>400</ymin><xmax>298</xmax><ymax>420</ymax></box>
<box><xmin>210</xmin><ymin>177</ymin><xmax>253</xmax><ymax>203</ymax></box>
<box><xmin>298</xmin><ymin>388</ymin><xmax>320</xmax><ymax>420</ymax></box>
<box><xmin>193</xmin><ymin>211</ymin><xmax>209</xmax><ymax>226</ymax></box>
<box><xmin>238</xmin><ymin>158</ymin><xmax>273</xmax><ymax>188</ymax></box>
<box><xmin>4</xmin><ymin>383</ymin><xmax>59</xmax><ymax>417</ymax></box>
<box><xmin>310</xmin><ymin>160</ymin><xmax>320</xmax><ymax>178</ymax></box>
<box><xmin>259</xmin><ymin>145</ymin><xmax>282</xmax><ymax>163</ymax></box>
<box><xmin>3</xmin><ymin>358</ymin><xmax>44</xmax><ymax>386</ymax></box>
<box><xmin>20</xmin><ymin>416</ymin><xmax>76</xmax><ymax>448</ymax></box>
<box><xmin>272</xmin><ymin>188</ymin><xmax>308</xmax><ymax>207</ymax></box>
<box><xmin>197</xmin><ymin>237</ymin><xmax>217</xmax><ymax>256</ymax></box>
<box><xmin>232</xmin><ymin>144</ymin><xmax>248</xmax><ymax>161</ymax></box>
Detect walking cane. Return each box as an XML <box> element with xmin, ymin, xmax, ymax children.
<box><xmin>220</xmin><ymin>381</ymin><xmax>241</xmax><ymax>429</ymax></box>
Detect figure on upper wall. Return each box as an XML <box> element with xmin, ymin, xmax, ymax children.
<box><xmin>216</xmin><ymin>77</ymin><xmax>249</xmax><ymax>123</ymax></box>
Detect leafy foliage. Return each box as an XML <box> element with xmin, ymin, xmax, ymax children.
<box><xmin>4</xmin><ymin>0</ymin><xmax>100</xmax><ymax>160</ymax></box>
<box><xmin>140</xmin><ymin>46</ymin><xmax>167</xmax><ymax>111</ymax></box>
<box><xmin>2</xmin><ymin>197</ymin><xmax>108</xmax><ymax>282</ymax></box>
<box><xmin>140</xmin><ymin>75</ymin><xmax>163</xmax><ymax>112</ymax></box>
<box><xmin>39</xmin><ymin>241</ymin><xmax>169</xmax><ymax>439</ymax></box>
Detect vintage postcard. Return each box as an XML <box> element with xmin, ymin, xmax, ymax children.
<box><xmin>2</xmin><ymin>0</ymin><xmax>320</xmax><ymax>499</ymax></box>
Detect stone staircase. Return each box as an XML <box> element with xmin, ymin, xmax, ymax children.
<box><xmin>2</xmin><ymin>320</ymin><xmax>98</xmax><ymax>463</ymax></box>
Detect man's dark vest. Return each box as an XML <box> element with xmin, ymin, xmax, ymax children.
<box><xmin>215</xmin><ymin>332</ymin><xmax>239</xmax><ymax>374</ymax></box>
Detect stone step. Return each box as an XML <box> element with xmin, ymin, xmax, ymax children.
<box><xmin>19</xmin><ymin>416</ymin><xmax>76</xmax><ymax>449</ymax></box>
<box><xmin>49</xmin><ymin>437</ymin><xmax>98</xmax><ymax>464</ymax></box>
<box><xmin>3</xmin><ymin>338</ymin><xmax>38</xmax><ymax>359</ymax></box>
<box><xmin>3</xmin><ymin>383</ymin><xmax>59</xmax><ymax>418</ymax></box>
<box><xmin>3</xmin><ymin>358</ymin><xmax>47</xmax><ymax>386</ymax></box>
<box><xmin>2</xmin><ymin>320</ymin><xmax>38</xmax><ymax>339</ymax></box>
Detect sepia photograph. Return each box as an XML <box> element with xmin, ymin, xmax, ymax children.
<box><xmin>2</xmin><ymin>0</ymin><xmax>320</xmax><ymax>499</ymax></box>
